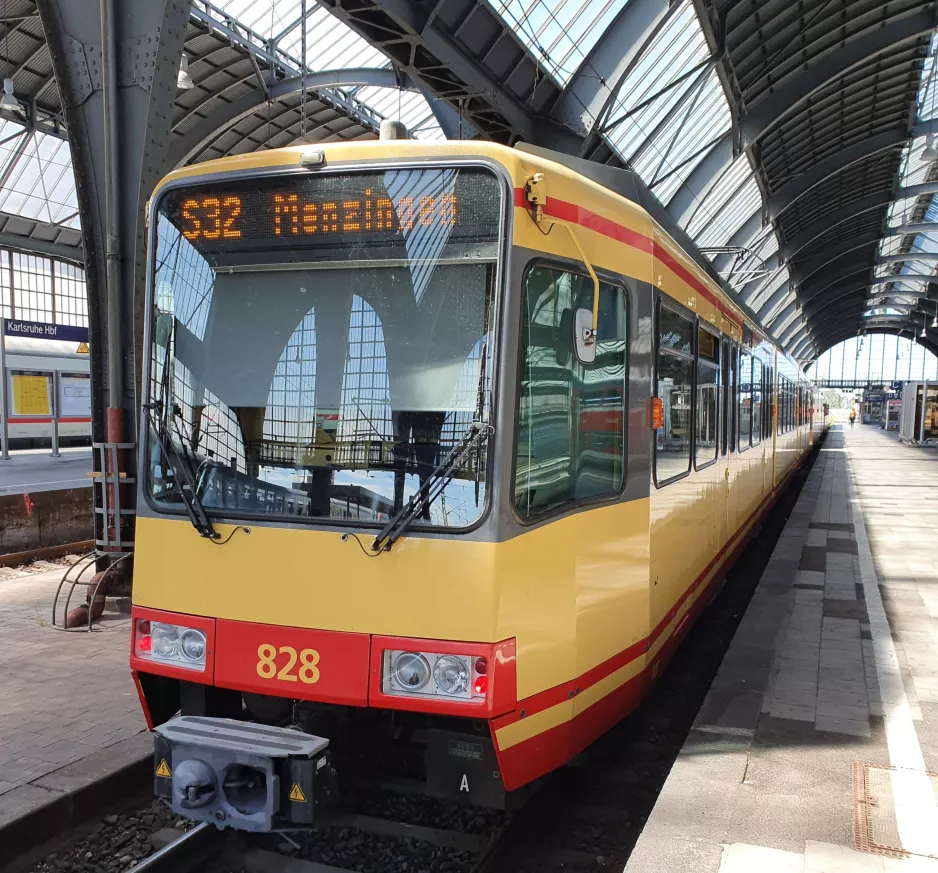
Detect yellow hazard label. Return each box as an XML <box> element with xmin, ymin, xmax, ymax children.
<box><xmin>288</xmin><ymin>783</ymin><xmax>306</xmax><ymax>803</ymax></box>
<box><xmin>155</xmin><ymin>759</ymin><xmax>172</xmax><ymax>778</ymax></box>
<box><xmin>76</xmin><ymin>342</ymin><xmax>89</xmax><ymax>354</ymax></box>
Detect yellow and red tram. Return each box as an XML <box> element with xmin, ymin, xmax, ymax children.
<box><xmin>129</xmin><ymin>139</ymin><xmax>823</xmax><ymax>826</ymax></box>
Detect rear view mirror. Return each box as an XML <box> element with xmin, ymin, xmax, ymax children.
<box><xmin>574</xmin><ymin>308</ymin><xmax>596</xmax><ymax>364</ymax></box>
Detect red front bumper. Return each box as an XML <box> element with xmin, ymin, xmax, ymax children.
<box><xmin>130</xmin><ymin>606</ymin><xmax>515</xmax><ymax>717</ymax></box>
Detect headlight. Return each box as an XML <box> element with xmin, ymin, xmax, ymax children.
<box><xmin>180</xmin><ymin>629</ymin><xmax>207</xmax><ymax>662</ymax></box>
<box><xmin>382</xmin><ymin>649</ymin><xmax>486</xmax><ymax>701</ymax></box>
<box><xmin>151</xmin><ymin>623</ymin><xmax>179</xmax><ymax>658</ymax></box>
<box><xmin>392</xmin><ymin>652</ymin><xmax>431</xmax><ymax>690</ymax></box>
<box><xmin>433</xmin><ymin>655</ymin><xmax>469</xmax><ymax>696</ymax></box>
<box><xmin>134</xmin><ymin>619</ymin><xmax>207</xmax><ymax>672</ymax></box>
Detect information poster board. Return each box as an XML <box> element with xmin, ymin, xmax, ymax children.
<box><xmin>60</xmin><ymin>373</ymin><xmax>91</xmax><ymax>417</ymax></box>
<box><xmin>11</xmin><ymin>371</ymin><xmax>51</xmax><ymax>415</ymax></box>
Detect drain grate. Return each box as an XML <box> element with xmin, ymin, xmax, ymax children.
<box><xmin>852</xmin><ymin>762</ymin><xmax>938</xmax><ymax>859</ymax></box>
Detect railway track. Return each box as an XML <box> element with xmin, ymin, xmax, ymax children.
<box><xmin>133</xmin><ymin>807</ymin><xmax>510</xmax><ymax>873</ymax></box>
<box><xmin>0</xmin><ymin>540</ymin><xmax>92</xmax><ymax>573</ymax></box>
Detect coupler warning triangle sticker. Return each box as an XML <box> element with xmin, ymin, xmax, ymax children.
<box><xmin>155</xmin><ymin>759</ymin><xmax>172</xmax><ymax>778</ymax></box>
<box><xmin>288</xmin><ymin>783</ymin><xmax>307</xmax><ymax>802</ymax></box>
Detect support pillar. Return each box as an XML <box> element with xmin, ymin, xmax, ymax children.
<box><xmin>37</xmin><ymin>0</ymin><xmax>190</xmax><ymax>548</ymax></box>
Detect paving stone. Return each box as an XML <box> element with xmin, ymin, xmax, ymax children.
<box><xmin>813</xmin><ymin>714</ymin><xmax>872</xmax><ymax>737</ymax></box>
<box><xmin>0</xmin><ymin>566</ymin><xmax>145</xmax><ymax>841</ymax></box>
<box><xmin>718</xmin><ymin>843</ymin><xmax>805</xmax><ymax>872</ymax></box>
<box><xmin>814</xmin><ymin>699</ymin><xmax>869</xmax><ymax>721</ymax></box>
<box><xmin>769</xmin><ymin>703</ymin><xmax>816</xmax><ymax>722</ymax></box>
<box><xmin>804</xmin><ymin>840</ymin><xmax>884</xmax><ymax>871</ymax></box>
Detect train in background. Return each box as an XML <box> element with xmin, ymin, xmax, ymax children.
<box><xmin>3</xmin><ymin>335</ymin><xmax>92</xmax><ymax>446</ymax></box>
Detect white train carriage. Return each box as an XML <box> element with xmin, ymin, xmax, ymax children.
<box><xmin>4</xmin><ymin>336</ymin><xmax>92</xmax><ymax>445</ymax></box>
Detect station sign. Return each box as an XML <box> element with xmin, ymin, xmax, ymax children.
<box><xmin>2</xmin><ymin>318</ymin><xmax>89</xmax><ymax>344</ymax></box>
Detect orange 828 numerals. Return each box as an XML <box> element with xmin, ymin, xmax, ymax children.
<box><xmin>255</xmin><ymin>643</ymin><xmax>320</xmax><ymax>684</ymax></box>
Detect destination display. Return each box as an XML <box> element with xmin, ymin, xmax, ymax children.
<box><xmin>160</xmin><ymin>168</ymin><xmax>501</xmax><ymax>251</ymax></box>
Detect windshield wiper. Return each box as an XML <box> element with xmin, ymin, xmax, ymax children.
<box><xmin>371</xmin><ymin>421</ymin><xmax>494</xmax><ymax>554</ymax></box>
<box><xmin>144</xmin><ymin>400</ymin><xmax>218</xmax><ymax>540</ymax></box>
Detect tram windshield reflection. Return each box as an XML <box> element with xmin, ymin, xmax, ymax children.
<box><xmin>146</xmin><ymin>167</ymin><xmax>502</xmax><ymax>529</ymax></box>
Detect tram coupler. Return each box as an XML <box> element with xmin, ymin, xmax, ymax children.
<box><xmin>152</xmin><ymin>715</ymin><xmax>331</xmax><ymax>833</ymax></box>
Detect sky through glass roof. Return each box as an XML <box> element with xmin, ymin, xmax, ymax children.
<box><xmin>0</xmin><ymin>119</ymin><xmax>79</xmax><ymax>229</ymax></box>
<box><xmin>491</xmin><ymin>0</ymin><xmax>630</xmax><ymax>86</ymax></box>
<box><xmin>206</xmin><ymin>0</ymin><xmax>442</xmax><ymax>139</ymax></box>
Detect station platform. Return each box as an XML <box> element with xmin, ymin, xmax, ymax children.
<box><xmin>0</xmin><ymin>564</ymin><xmax>147</xmax><ymax>861</ymax></box>
<box><xmin>626</xmin><ymin>425</ymin><xmax>938</xmax><ymax>872</ymax></box>
<box><xmin>0</xmin><ymin>448</ymin><xmax>92</xmax><ymax>496</ymax></box>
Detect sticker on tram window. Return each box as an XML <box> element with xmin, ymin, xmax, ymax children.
<box><xmin>255</xmin><ymin>643</ymin><xmax>320</xmax><ymax>684</ymax></box>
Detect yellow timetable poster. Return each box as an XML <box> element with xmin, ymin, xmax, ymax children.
<box><xmin>12</xmin><ymin>374</ymin><xmax>51</xmax><ymax>415</ymax></box>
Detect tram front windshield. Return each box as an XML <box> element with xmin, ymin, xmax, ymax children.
<box><xmin>147</xmin><ymin>166</ymin><xmax>502</xmax><ymax>529</ymax></box>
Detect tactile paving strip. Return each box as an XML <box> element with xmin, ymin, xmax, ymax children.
<box><xmin>852</xmin><ymin>762</ymin><xmax>938</xmax><ymax>859</ymax></box>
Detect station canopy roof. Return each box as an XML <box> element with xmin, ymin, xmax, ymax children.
<box><xmin>2</xmin><ymin>0</ymin><xmax>938</xmax><ymax>363</ymax></box>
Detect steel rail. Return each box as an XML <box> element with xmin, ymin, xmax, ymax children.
<box><xmin>133</xmin><ymin>822</ymin><xmax>226</xmax><ymax>873</ymax></box>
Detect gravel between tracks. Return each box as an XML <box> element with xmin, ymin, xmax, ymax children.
<box><xmin>24</xmin><ymin>799</ymin><xmax>187</xmax><ymax>873</ymax></box>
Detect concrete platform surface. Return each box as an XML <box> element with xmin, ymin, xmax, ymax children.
<box><xmin>0</xmin><ymin>565</ymin><xmax>148</xmax><ymax>862</ymax></box>
<box><xmin>0</xmin><ymin>448</ymin><xmax>92</xmax><ymax>496</ymax></box>
<box><xmin>625</xmin><ymin>426</ymin><xmax>938</xmax><ymax>873</ymax></box>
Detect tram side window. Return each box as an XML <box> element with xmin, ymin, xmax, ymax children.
<box><xmin>655</xmin><ymin>305</ymin><xmax>694</xmax><ymax>484</ymax></box>
<box><xmin>776</xmin><ymin>376</ymin><xmax>791</xmax><ymax>434</ymax></box>
<box><xmin>696</xmin><ymin>327</ymin><xmax>719</xmax><ymax>467</ymax></box>
<box><xmin>729</xmin><ymin>345</ymin><xmax>737</xmax><ymax>452</ymax></box>
<box><xmin>751</xmin><ymin>357</ymin><xmax>762</xmax><ymax>446</ymax></box>
<box><xmin>514</xmin><ymin>266</ymin><xmax>627</xmax><ymax>519</ymax></box>
<box><xmin>762</xmin><ymin>364</ymin><xmax>775</xmax><ymax>439</ymax></box>
<box><xmin>738</xmin><ymin>350</ymin><xmax>752</xmax><ymax>450</ymax></box>
<box><xmin>720</xmin><ymin>340</ymin><xmax>730</xmax><ymax>456</ymax></box>
<box><xmin>778</xmin><ymin>377</ymin><xmax>787</xmax><ymax>435</ymax></box>
<box><xmin>762</xmin><ymin>365</ymin><xmax>772</xmax><ymax>440</ymax></box>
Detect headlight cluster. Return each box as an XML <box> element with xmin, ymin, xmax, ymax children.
<box><xmin>382</xmin><ymin>649</ymin><xmax>487</xmax><ymax>700</ymax></box>
<box><xmin>135</xmin><ymin>619</ymin><xmax>207</xmax><ymax>671</ymax></box>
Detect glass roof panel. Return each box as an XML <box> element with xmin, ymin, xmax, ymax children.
<box><xmin>635</xmin><ymin>70</ymin><xmax>732</xmax><ymax>203</ymax></box>
<box><xmin>748</xmin><ymin>266</ymin><xmax>789</xmax><ymax>314</ymax></box>
<box><xmin>282</xmin><ymin>6</ymin><xmax>386</xmax><ymax>69</ymax></box>
<box><xmin>684</xmin><ymin>153</ymin><xmax>754</xmax><ymax>243</ymax></box>
<box><xmin>916</xmin><ymin>35</ymin><xmax>938</xmax><ymax>122</ymax></box>
<box><xmin>896</xmin><ymin>135</ymin><xmax>934</xmax><ymax>190</ymax></box>
<box><xmin>0</xmin><ymin>120</ymin><xmax>79</xmax><ymax>228</ymax></box>
<box><xmin>725</xmin><ymin>225</ymin><xmax>779</xmax><ymax>294</ymax></box>
<box><xmin>600</xmin><ymin>1</ymin><xmax>731</xmax><ymax>205</ymax></box>
<box><xmin>351</xmin><ymin>87</ymin><xmax>446</xmax><ymax>141</ymax></box>
<box><xmin>490</xmin><ymin>0</ymin><xmax>631</xmax><ymax>87</ymax></box>
<box><xmin>886</xmin><ymin>195</ymin><xmax>920</xmax><ymax>227</ymax></box>
<box><xmin>879</xmin><ymin>235</ymin><xmax>904</xmax><ymax>257</ymax></box>
<box><xmin>209</xmin><ymin>1</ymin><xmax>442</xmax><ymax>138</ymax></box>
<box><xmin>603</xmin><ymin>1</ymin><xmax>710</xmax><ymax>161</ymax></box>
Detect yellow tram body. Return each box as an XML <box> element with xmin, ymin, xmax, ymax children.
<box><xmin>131</xmin><ymin>139</ymin><xmax>822</xmax><ymax>799</ymax></box>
